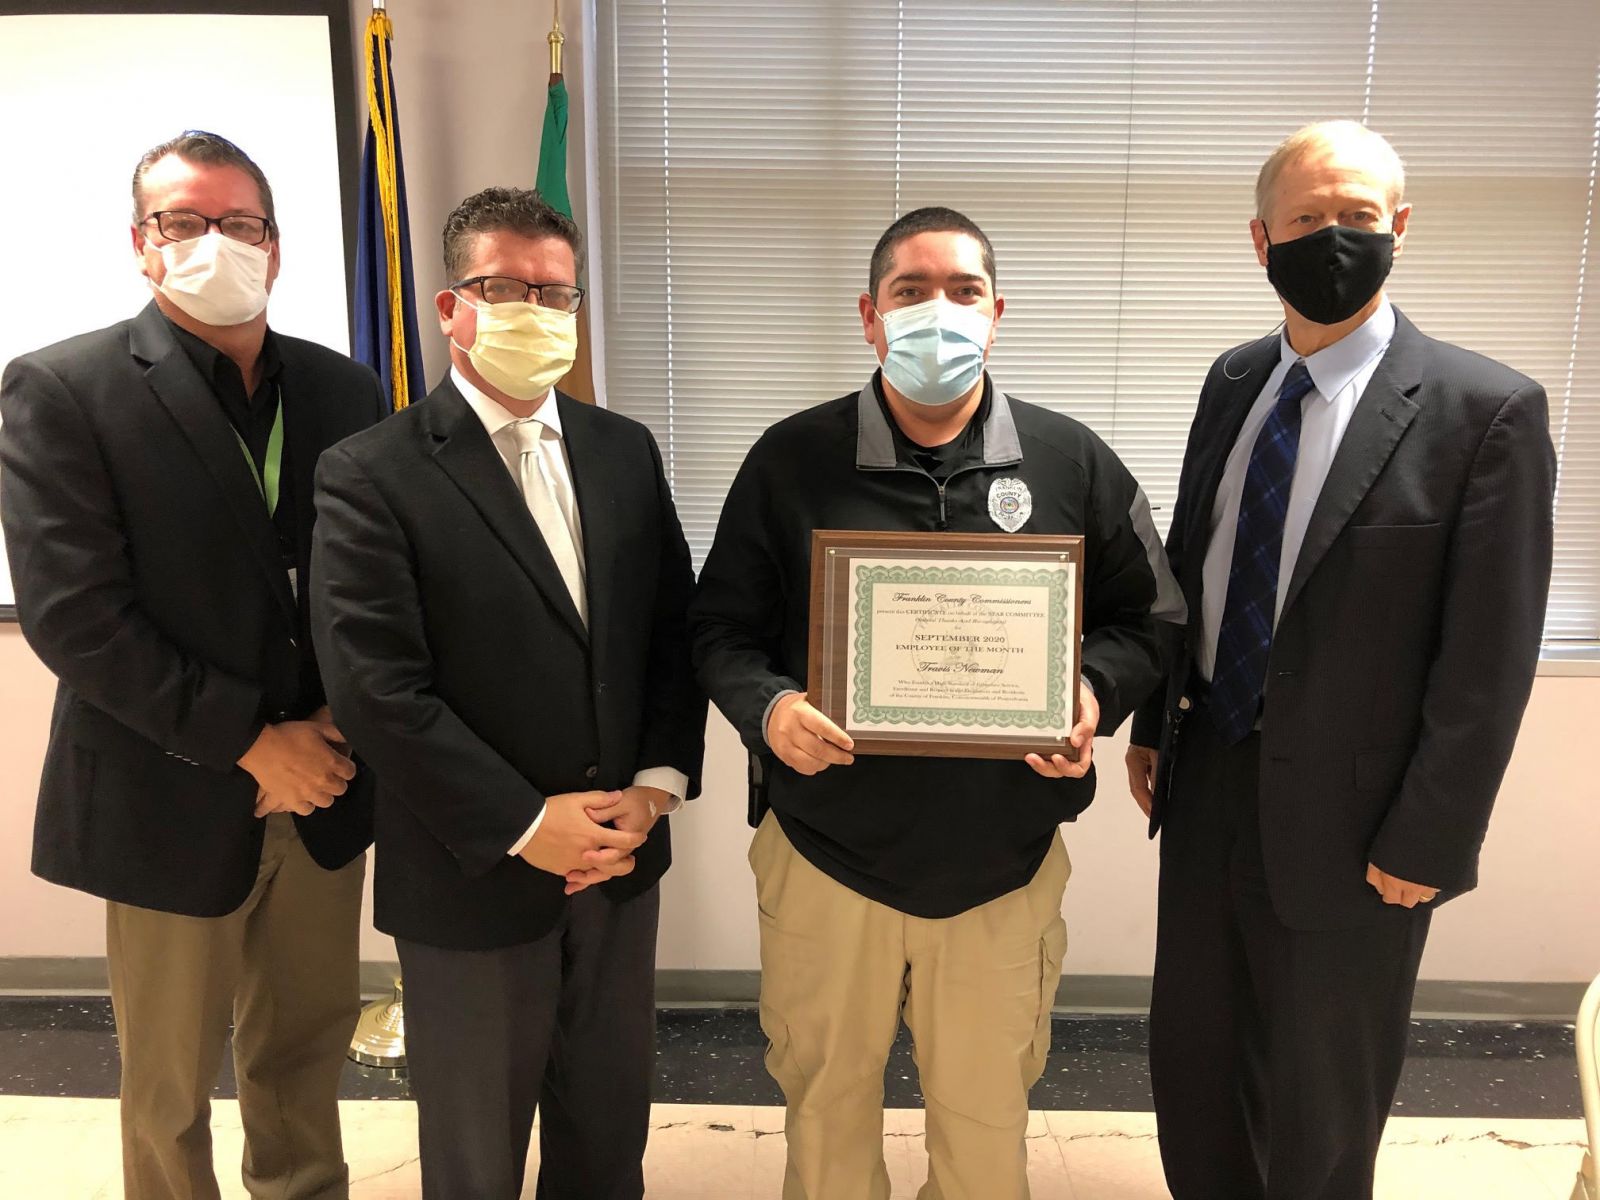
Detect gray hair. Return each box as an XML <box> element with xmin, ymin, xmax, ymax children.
<box><xmin>1254</xmin><ymin>120</ymin><xmax>1406</xmax><ymax>221</ymax></box>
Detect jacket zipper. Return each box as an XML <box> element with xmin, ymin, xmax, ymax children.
<box><xmin>862</xmin><ymin>459</ymin><xmax>1020</xmax><ymax>532</ymax></box>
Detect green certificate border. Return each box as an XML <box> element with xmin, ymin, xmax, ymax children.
<box><xmin>851</xmin><ymin>564</ymin><xmax>1068</xmax><ymax>730</ymax></box>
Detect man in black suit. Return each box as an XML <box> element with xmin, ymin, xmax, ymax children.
<box><xmin>311</xmin><ymin>186</ymin><xmax>705</xmax><ymax>1200</ymax></box>
<box><xmin>1125</xmin><ymin>120</ymin><xmax>1556</xmax><ymax>1199</ymax></box>
<box><xmin>0</xmin><ymin>131</ymin><xmax>381</xmax><ymax>1199</ymax></box>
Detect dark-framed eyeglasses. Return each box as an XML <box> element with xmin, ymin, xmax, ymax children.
<box><xmin>142</xmin><ymin>210</ymin><xmax>274</xmax><ymax>246</ymax></box>
<box><xmin>451</xmin><ymin>275</ymin><xmax>585</xmax><ymax>313</ymax></box>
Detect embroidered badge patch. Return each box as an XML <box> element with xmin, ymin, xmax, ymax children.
<box><xmin>988</xmin><ymin>477</ymin><xmax>1033</xmax><ymax>533</ymax></box>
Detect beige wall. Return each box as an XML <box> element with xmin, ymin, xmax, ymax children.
<box><xmin>0</xmin><ymin>1</ymin><xmax>1595</xmax><ymax>986</ymax></box>
<box><xmin>342</xmin><ymin>0</ymin><xmax>595</xmax><ymax>395</ymax></box>
<box><xmin>657</xmin><ymin>675</ymin><xmax>1600</xmax><ymax>984</ymax></box>
<box><xmin>3</xmin><ymin>623</ymin><xmax>1597</xmax><ymax>981</ymax></box>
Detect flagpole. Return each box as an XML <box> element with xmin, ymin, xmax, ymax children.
<box><xmin>549</xmin><ymin>1</ymin><xmax>564</xmax><ymax>81</ymax></box>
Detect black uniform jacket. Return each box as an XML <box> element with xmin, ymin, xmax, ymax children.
<box><xmin>691</xmin><ymin>373</ymin><xmax>1184</xmax><ymax>918</ymax></box>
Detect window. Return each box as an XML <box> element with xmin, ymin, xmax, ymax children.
<box><xmin>596</xmin><ymin>0</ymin><xmax>1600</xmax><ymax>650</ymax></box>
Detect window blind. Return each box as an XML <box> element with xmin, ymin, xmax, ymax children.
<box><xmin>595</xmin><ymin>0</ymin><xmax>1600</xmax><ymax>649</ymax></box>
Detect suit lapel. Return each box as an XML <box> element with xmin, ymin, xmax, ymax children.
<box><xmin>1279</xmin><ymin>312</ymin><xmax>1426</xmax><ymax>619</ymax></box>
<box><xmin>1184</xmin><ymin>333</ymin><xmax>1282</xmax><ymax>588</ymax></box>
<box><xmin>424</xmin><ymin>381</ymin><xmax>589</xmax><ymax>644</ymax></box>
<box><xmin>129</xmin><ymin>304</ymin><xmax>295</xmax><ymax>621</ymax></box>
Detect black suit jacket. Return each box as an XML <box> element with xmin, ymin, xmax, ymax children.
<box><xmin>0</xmin><ymin>302</ymin><xmax>384</xmax><ymax>917</ymax></box>
<box><xmin>1132</xmin><ymin>308</ymin><xmax>1555</xmax><ymax>930</ymax></box>
<box><xmin>310</xmin><ymin>376</ymin><xmax>705</xmax><ymax>951</ymax></box>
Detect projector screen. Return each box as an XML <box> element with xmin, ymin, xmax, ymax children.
<box><xmin>0</xmin><ymin>3</ymin><xmax>358</xmax><ymax>618</ymax></box>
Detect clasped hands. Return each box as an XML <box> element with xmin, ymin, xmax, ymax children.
<box><xmin>1123</xmin><ymin>745</ymin><xmax>1441</xmax><ymax>907</ymax></box>
<box><xmin>521</xmin><ymin>786</ymin><xmax>669</xmax><ymax>896</ymax></box>
<box><xmin>238</xmin><ymin>706</ymin><xmax>356</xmax><ymax>818</ymax></box>
<box><xmin>764</xmin><ymin>681</ymin><xmax>1101</xmax><ymax>781</ymax></box>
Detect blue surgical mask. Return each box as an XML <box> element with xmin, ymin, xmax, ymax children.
<box><xmin>878</xmin><ymin>297</ymin><xmax>993</xmax><ymax>407</ymax></box>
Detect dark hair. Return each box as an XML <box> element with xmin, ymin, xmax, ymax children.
<box><xmin>132</xmin><ymin>130</ymin><xmax>275</xmax><ymax>226</ymax></box>
<box><xmin>442</xmin><ymin>186</ymin><xmax>586</xmax><ymax>282</ymax></box>
<box><xmin>868</xmin><ymin>206</ymin><xmax>996</xmax><ymax>301</ymax></box>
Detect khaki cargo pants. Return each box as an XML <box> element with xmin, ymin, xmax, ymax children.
<box><xmin>750</xmin><ymin>812</ymin><xmax>1070</xmax><ymax>1200</ymax></box>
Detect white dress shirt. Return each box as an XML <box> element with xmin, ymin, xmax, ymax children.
<box><xmin>450</xmin><ymin>368</ymin><xmax>688</xmax><ymax>856</ymax></box>
<box><xmin>1197</xmin><ymin>301</ymin><xmax>1397</xmax><ymax>681</ymax></box>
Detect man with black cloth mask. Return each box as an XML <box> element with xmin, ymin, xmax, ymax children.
<box><xmin>1126</xmin><ymin>121</ymin><xmax>1556</xmax><ymax>1200</ymax></box>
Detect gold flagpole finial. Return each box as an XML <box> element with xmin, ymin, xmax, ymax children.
<box><xmin>548</xmin><ymin>1</ymin><xmax>565</xmax><ymax>78</ymax></box>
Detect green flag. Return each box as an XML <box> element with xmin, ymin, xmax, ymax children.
<box><xmin>537</xmin><ymin>78</ymin><xmax>572</xmax><ymax>219</ymax></box>
<box><xmin>538</xmin><ymin>69</ymin><xmax>593</xmax><ymax>403</ymax></box>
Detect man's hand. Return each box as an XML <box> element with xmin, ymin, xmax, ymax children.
<box><xmin>1125</xmin><ymin>745</ymin><xmax>1159</xmax><ymax>817</ymax></box>
<box><xmin>254</xmin><ymin>787</ymin><xmax>314</xmax><ymax>819</ymax></box>
<box><xmin>519</xmin><ymin>790</ymin><xmax>648</xmax><ymax>896</ymax></box>
<box><xmin>561</xmin><ymin>786</ymin><xmax>673</xmax><ymax>893</ymax></box>
<box><xmin>766</xmin><ymin>692</ymin><xmax>854</xmax><ymax>776</ymax></box>
<box><xmin>240</xmin><ymin>715</ymin><xmax>356</xmax><ymax>817</ymax></box>
<box><xmin>587</xmin><ymin>786</ymin><xmax>670</xmax><ymax>835</ymax></box>
<box><xmin>1366</xmin><ymin>863</ymin><xmax>1440</xmax><ymax>908</ymax></box>
<box><xmin>1026</xmin><ymin>681</ymin><xmax>1100</xmax><ymax>780</ymax></box>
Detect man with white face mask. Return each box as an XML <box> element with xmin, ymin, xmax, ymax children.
<box><xmin>0</xmin><ymin>131</ymin><xmax>384</xmax><ymax>1198</ymax></box>
<box><xmin>310</xmin><ymin>186</ymin><xmax>705</xmax><ymax>1200</ymax></box>
<box><xmin>690</xmin><ymin>207</ymin><xmax>1184</xmax><ymax>1199</ymax></box>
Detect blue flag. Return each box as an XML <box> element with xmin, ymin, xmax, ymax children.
<box><xmin>354</xmin><ymin>8</ymin><xmax>423</xmax><ymax>412</ymax></box>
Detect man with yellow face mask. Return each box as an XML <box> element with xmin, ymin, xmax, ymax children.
<box><xmin>309</xmin><ymin>186</ymin><xmax>706</xmax><ymax>1200</ymax></box>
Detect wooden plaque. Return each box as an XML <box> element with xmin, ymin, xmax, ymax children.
<box><xmin>806</xmin><ymin>529</ymin><xmax>1085</xmax><ymax>760</ymax></box>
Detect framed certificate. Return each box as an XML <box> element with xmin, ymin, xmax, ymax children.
<box><xmin>807</xmin><ymin>530</ymin><xmax>1085</xmax><ymax>760</ymax></box>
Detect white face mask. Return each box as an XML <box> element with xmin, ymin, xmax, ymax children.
<box><xmin>452</xmin><ymin>298</ymin><xmax>578</xmax><ymax>401</ymax></box>
<box><xmin>878</xmin><ymin>297</ymin><xmax>993</xmax><ymax>407</ymax></box>
<box><xmin>148</xmin><ymin>231</ymin><xmax>270</xmax><ymax>327</ymax></box>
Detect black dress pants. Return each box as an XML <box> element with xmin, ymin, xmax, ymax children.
<box><xmin>397</xmin><ymin>884</ymin><xmax>661</xmax><ymax>1200</ymax></box>
<box><xmin>1149</xmin><ymin>709</ymin><xmax>1430</xmax><ymax>1200</ymax></box>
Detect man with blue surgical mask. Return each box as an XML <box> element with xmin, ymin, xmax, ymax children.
<box><xmin>691</xmin><ymin>207</ymin><xmax>1185</xmax><ymax>1200</ymax></box>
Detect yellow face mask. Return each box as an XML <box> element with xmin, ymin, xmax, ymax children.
<box><xmin>455</xmin><ymin>299</ymin><xmax>577</xmax><ymax>401</ymax></box>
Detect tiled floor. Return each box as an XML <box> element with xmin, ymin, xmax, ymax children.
<box><xmin>0</xmin><ymin>1096</ymin><xmax>1587</xmax><ymax>1199</ymax></box>
<box><xmin>0</xmin><ymin>1001</ymin><xmax>1590</xmax><ymax>1197</ymax></box>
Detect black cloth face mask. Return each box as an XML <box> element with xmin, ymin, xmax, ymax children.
<box><xmin>1264</xmin><ymin>223</ymin><xmax>1395</xmax><ymax>326</ymax></box>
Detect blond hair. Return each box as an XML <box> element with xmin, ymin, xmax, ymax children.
<box><xmin>1254</xmin><ymin>120</ymin><xmax>1406</xmax><ymax>221</ymax></box>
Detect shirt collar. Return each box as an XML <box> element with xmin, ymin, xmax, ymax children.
<box><xmin>856</xmin><ymin>370</ymin><xmax>1022</xmax><ymax>469</ymax></box>
<box><xmin>163</xmin><ymin>312</ymin><xmax>283</xmax><ymax>390</ymax></box>
<box><xmin>1278</xmin><ymin>298</ymin><xmax>1395</xmax><ymax>402</ymax></box>
<box><xmin>451</xmin><ymin>366</ymin><xmax>561</xmax><ymax>440</ymax></box>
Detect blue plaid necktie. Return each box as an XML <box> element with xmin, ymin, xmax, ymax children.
<box><xmin>1210</xmin><ymin>361</ymin><xmax>1315</xmax><ymax>744</ymax></box>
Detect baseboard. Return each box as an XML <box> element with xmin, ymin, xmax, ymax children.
<box><xmin>0</xmin><ymin>958</ymin><xmax>1585</xmax><ymax>1021</ymax></box>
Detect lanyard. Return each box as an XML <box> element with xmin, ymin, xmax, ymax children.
<box><xmin>232</xmin><ymin>388</ymin><xmax>284</xmax><ymax>517</ymax></box>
